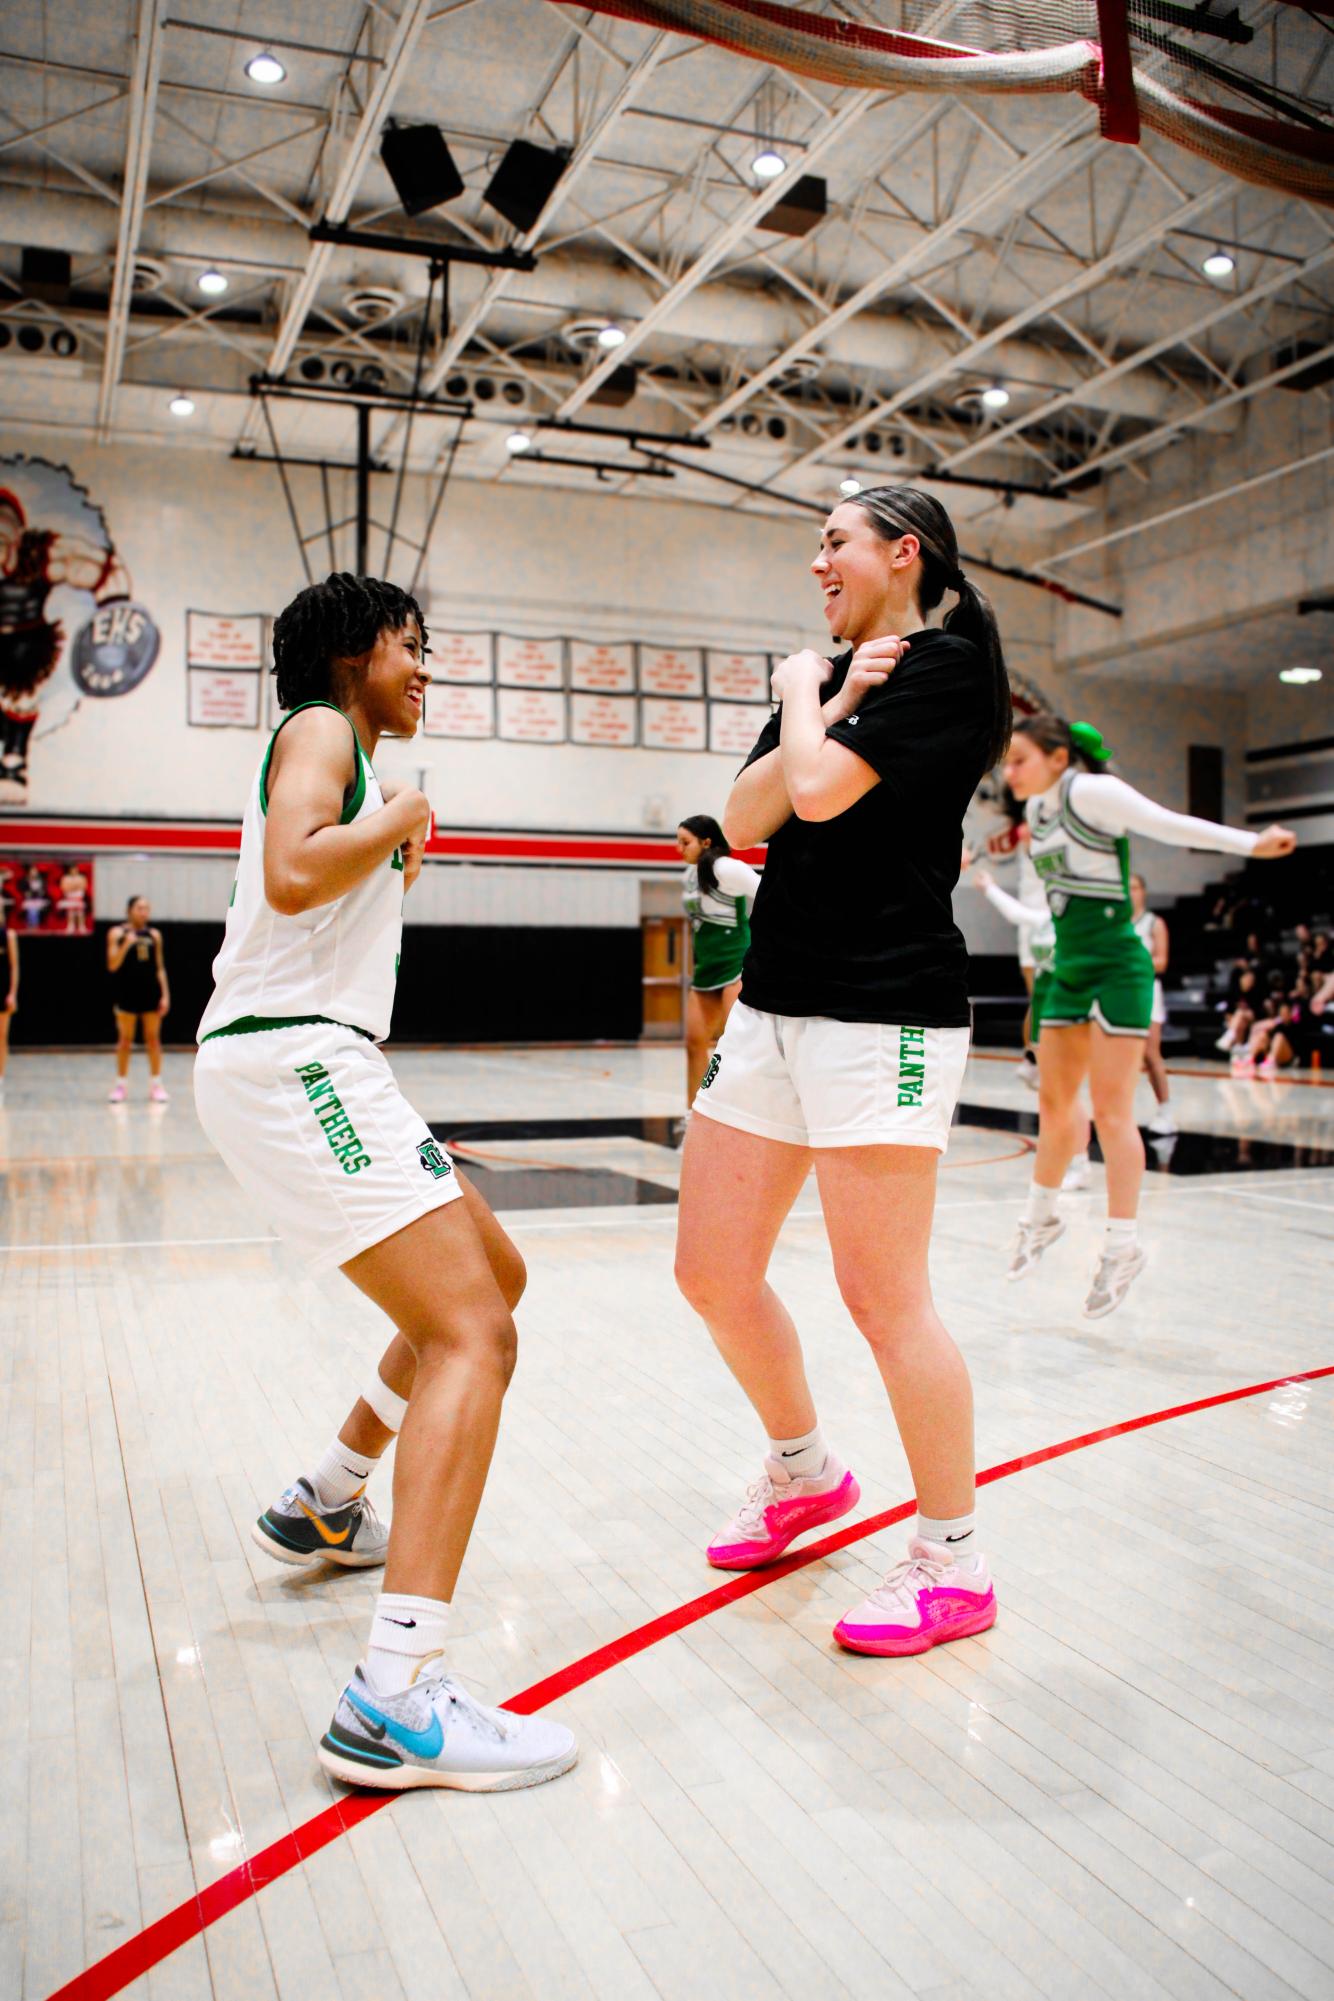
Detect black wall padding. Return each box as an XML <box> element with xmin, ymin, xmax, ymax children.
<box><xmin>7</xmin><ymin>923</ymin><xmax>646</xmax><ymax>1047</ymax></box>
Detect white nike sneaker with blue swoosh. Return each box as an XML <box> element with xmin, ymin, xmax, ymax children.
<box><xmin>318</xmin><ymin>1664</ymin><xmax>578</xmax><ymax>1792</ymax></box>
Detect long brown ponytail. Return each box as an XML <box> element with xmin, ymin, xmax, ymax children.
<box><xmin>851</xmin><ymin>484</ymin><xmax>1011</xmax><ymax>770</ymax></box>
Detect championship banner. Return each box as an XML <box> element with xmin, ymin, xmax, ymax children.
<box><xmin>0</xmin><ymin>855</ymin><xmax>95</xmax><ymax>935</ymax></box>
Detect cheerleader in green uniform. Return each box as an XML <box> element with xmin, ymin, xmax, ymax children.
<box><xmin>677</xmin><ymin>814</ymin><xmax>760</xmax><ymax>1107</ymax></box>
<box><xmin>1003</xmin><ymin>714</ymin><xmax>1295</xmax><ymax>1318</ymax></box>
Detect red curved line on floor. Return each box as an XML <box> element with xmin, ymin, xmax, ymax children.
<box><xmin>47</xmin><ymin>1362</ymin><xmax>1334</xmax><ymax>2001</ymax></box>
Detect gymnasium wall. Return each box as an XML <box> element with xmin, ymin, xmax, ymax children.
<box><xmin>2</xmin><ymin>430</ymin><xmax>1296</xmax><ymax>1038</ymax></box>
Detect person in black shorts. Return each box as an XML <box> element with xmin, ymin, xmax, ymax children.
<box><xmin>107</xmin><ymin>895</ymin><xmax>170</xmax><ymax>1103</ymax></box>
<box><xmin>675</xmin><ymin>483</ymin><xmax>1009</xmax><ymax>1660</ymax></box>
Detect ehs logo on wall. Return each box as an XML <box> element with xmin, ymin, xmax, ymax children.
<box><xmin>0</xmin><ymin>453</ymin><xmax>160</xmax><ymax>804</ymax></box>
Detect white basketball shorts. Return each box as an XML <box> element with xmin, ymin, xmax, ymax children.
<box><xmin>692</xmin><ymin>1001</ymin><xmax>970</xmax><ymax>1152</ymax></box>
<box><xmin>194</xmin><ymin>1020</ymin><xmax>463</xmax><ymax>1273</ymax></box>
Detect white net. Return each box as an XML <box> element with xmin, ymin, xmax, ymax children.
<box><xmin>584</xmin><ymin>1</ymin><xmax>1334</xmax><ymax>206</ymax></box>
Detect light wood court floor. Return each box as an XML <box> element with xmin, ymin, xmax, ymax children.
<box><xmin>2</xmin><ymin>1045</ymin><xmax>1332</xmax><ymax>2001</ymax></box>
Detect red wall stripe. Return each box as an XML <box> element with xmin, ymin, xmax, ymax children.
<box><xmin>45</xmin><ymin>1361</ymin><xmax>1333</xmax><ymax>2001</ymax></box>
<box><xmin>0</xmin><ymin>820</ymin><xmax>764</xmax><ymax>870</ymax></box>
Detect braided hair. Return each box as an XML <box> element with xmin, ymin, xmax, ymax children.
<box><xmin>270</xmin><ymin>573</ymin><xmax>428</xmax><ymax>711</ymax></box>
<box><xmin>848</xmin><ymin>485</ymin><xmax>1011</xmax><ymax>772</ymax></box>
<box><xmin>678</xmin><ymin>813</ymin><xmax>730</xmax><ymax>896</ymax></box>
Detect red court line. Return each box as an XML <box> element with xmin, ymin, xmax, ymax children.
<box><xmin>48</xmin><ymin>1362</ymin><xmax>1334</xmax><ymax>2001</ymax></box>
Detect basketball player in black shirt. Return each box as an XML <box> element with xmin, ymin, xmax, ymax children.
<box><xmin>676</xmin><ymin>486</ymin><xmax>1009</xmax><ymax>1657</ymax></box>
<box><xmin>107</xmin><ymin>895</ymin><xmax>170</xmax><ymax>1103</ymax></box>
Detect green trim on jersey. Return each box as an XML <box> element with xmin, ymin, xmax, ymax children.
<box><xmin>259</xmin><ymin>700</ymin><xmax>370</xmax><ymax>824</ymax></box>
<box><xmin>200</xmin><ymin>1013</ymin><xmax>375</xmax><ymax>1044</ymax></box>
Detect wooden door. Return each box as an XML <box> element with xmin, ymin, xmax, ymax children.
<box><xmin>641</xmin><ymin>916</ymin><xmax>686</xmax><ymax>1039</ymax></box>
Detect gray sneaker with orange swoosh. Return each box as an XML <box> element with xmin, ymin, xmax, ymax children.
<box><xmin>252</xmin><ymin>1476</ymin><xmax>388</xmax><ymax>1568</ymax></box>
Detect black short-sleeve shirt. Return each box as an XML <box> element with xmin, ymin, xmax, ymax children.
<box><xmin>738</xmin><ymin>631</ymin><xmax>993</xmax><ymax>1026</ymax></box>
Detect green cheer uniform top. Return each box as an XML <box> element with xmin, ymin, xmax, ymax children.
<box><xmin>684</xmin><ymin>856</ymin><xmax>760</xmax><ymax>992</ymax></box>
<box><xmin>1026</xmin><ymin>770</ymin><xmax>1256</xmax><ymax>1037</ymax></box>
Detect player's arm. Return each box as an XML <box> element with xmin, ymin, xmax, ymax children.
<box><xmin>6</xmin><ymin>930</ymin><xmax>17</xmax><ymax>1010</ymax></box>
<box><xmin>774</xmin><ymin>650</ymin><xmax>879</xmax><ymax>824</ymax></box>
<box><xmin>1072</xmin><ymin>775</ymin><xmax>1295</xmax><ymax>858</ymax></box>
<box><xmin>153</xmin><ymin>928</ymin><xmax>170</xmax><ymax>1014</ymax></box>
<box><xmin>264</xmin><ymin>708</ymin><xmax>429</xmax><ymax>915</ymax></box>
<box><xmin>1151</xmin><ymin>914</ymin><xmax>1169</xmax><ymax>974</ymax></box>
<box><xmin>378</xmin><ymin>776</ymin><xmax>429</xmax><ymax>892</ymax></box>
<box><xmin>106</xmin><ymin>924</ymin><xmax>133</xmax><ymax>971</ymax></box>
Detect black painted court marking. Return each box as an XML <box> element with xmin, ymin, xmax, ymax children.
<box><xmin>431</xmin><ymin>1110</ymin><xmax>1334</xmax><ymax>1211</ymax></box>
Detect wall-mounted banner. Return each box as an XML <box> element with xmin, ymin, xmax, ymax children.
<box><xmin>569</xmin><ymin>640</ymin><xmax>636</xmax><ymax>694</ymax></box>
<box><xmin>186</xmin><ymin>611</ymin><xmax>264</xmax><ymax>668</ymax></box>
<box><xmin>188</xmin><ymin>668</ymin><xmax>261</xmax><ymax>729</ymax></box>
<box><xmin>708</xmin><ymin>703</ymin><xmax>765</xmax><ymax>757</ymax></box>
<box><xmin>497</xmin><ymin>687</ymin><xmax>566</xmax><ymax>743</ymax></box>
<box><xmin>430</xmin><ymin>631</ymin><xmax>494</xmax><ymax>685</ymax></box>
<box><xmin>641</xmin><ymin>697</ymin><xmax>707</xmax><ymax>752</ymax></box>
<box><xmin>639</xmin><ymin>646</ymin><xmax>704</xmax><ymax>699</ymax></box>
<box><xmin>1</xmin><ymin>453</ymin><xmax>160</xmax><ymax>804</ymax></box>
<box><xmin>570</xmin><ymin>693</ymin><xmax>636</xmax><ymax>747</ymax></box>
<box><xmin>705</xmin><ymin>650</ymin><xmax>770</xmax><ymax>703</ymax></box>
<box><xmin>0</xmin><ymin>855</ymin><xmax>95</xmax><ymax>935</ymax></box>
<box><xmin>496</xmin><ymin>634</ymin><xmax>564</xmax><ymax>689</ymax></box>
<box><xmin>424</xmin><ymin>683</ymin><xmax>496</xmax><ymax>739</ymax></box>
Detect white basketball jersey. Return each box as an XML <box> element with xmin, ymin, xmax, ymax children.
<box><xmin>198</xmin><ymin>702</ymin><xmax>404</xmax><ymax>1044</ymax></box>
<box><xmin>1133</xmin><ymin>908</ymin><xmax>1157</xmax><ymax>951</ymax></box>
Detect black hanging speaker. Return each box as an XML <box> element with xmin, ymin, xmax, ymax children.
<box><xmin>380</xmin><ymin>124</ymin><xmax>464</xmax><ymax>216</ymax></box>
<box><xmin>758</xmin><ymin>174</ymin><xmax>827</xmax><ymax>238</ymax></box>
<box><xmin>22</xmin><ymin>247</ymin><xmax>72</xmax><ymax>302</ymax></box>
<box><xmin>483</xmin><ymin>140</ymin><xmax>569</xmax><ymax>234</ymax></box>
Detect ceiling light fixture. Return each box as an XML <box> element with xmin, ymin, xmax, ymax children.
<box><xmin>169</xmin><ymin>393</ymin><xmax>195</xmax><ymax>417</ymax></box>
<box><xmin>980</xmin><ymin>384</ymin><xmax>1011</xmax><ymax>410</ymax></box>
<box><xmin>839</xmin><ymin>477</ymin><xmax>862</xmax><ymax>497</ymax></box>
<box><xmin>1278</xmin><ymin>665</ymin><xmax>1322</xmax><ymax>684</ymax></box>
<box><xmin>1202</xmin><ymin>247</ymin><xmax>1235</xmax><ymax>279</ymax></box>
<box><xmin>197</xmin><ymin>269</ymin><xmax>228</xmax><ymax>297</ymax></box>
<box><xmin>752</xmin><ymin>149</ymin><xmax>786</xmax><ymax>180</ymax></box>
<box><xmin>506</xmin><ymin>431</ymin><xmax>532</xmax><ymax>455</ymax></box>
<box><xmin>245</xmin><ymin>51</ymin><xmax>286</xmax><ymax>86</ymax></box>
<box><xmin>596</xmin><ymin>323</ymin><xmax>627</xmax><ymax>350</ymax></box>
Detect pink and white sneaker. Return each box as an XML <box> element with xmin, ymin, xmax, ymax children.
<box><xmin>107</xmin><ymin>1080</ymin><xmax>127</xmax><ymax>1104</ymax></box>
<box><xmin>706</xmin><ymin>1454</ymin><xmax>860</xmax><ymax>1570</ymax></box>
<box><xmin>834</xmin><ymin>1537</ymin><xmax>996</xmax><ymax>1656</ymax></box>
<box><xmin>149</xmin><ymin>1081</ymin><xmax>169</xmax><ymax>1103</ymax></box>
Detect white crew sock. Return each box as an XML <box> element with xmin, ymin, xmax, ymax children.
<box><xmin>766</xmin><ymin>1423</ymin><xmax>828</xmax><ymax>1481</ymax></box>
<box><xmin>1067</xmin><ymin>1152</ymin><xmax>1089</xmax><ymax>1175</ymax></box>
<box><xmin>308</xmin><ymin>1438</ymin><xmax>376</xmax><ymax>1510</ymax></box>
<box><xmin>365</xmin><ymin>1593</ymin><xmax>451</xmax><ymax>1695</ymax></box>
<box><xmin>1023</xmin><ymin>1180</ymin><xmax>1060</xmax><ymax>1225</ymax></box>
<box><xmin>916</xmin><ymin>1510</ymin><xmax>983</xmax><ymax>1573</ymax></box>
<box><xmin>1104</xmin><ymin>1217</ymin><xmax>1138</xmax><ymax>1255</ymax></box>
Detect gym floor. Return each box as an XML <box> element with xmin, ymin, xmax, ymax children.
<box><xmin>3</xmin><ymin>1043</ymin><xmax>1332</xmax><ymax>2001</ymax></box>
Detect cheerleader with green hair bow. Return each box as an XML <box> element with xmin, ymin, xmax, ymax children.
<box><xmin>1000</xmin><ymin>712</ymin><xmax>1296</xmax><ymax>1318</ymax></box>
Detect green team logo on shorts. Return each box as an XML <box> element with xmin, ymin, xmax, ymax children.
<box><xmin>417</xmin><ymin>1138</ymin><xmax>452</xmax><ymax>1180</ymax></box>
<box><xmin>294</xmin><ymin>1061</ymin><xmax>372</xmax><ymax>1175</ymax></box>
<box><xmin>700</xmin><ymin>1052</ymin><xmax>721</xmax><ymax>1091</ymax></box>
<box><xmin>897</xmin><ymin>1025</ymin><xmax>926</xmax><ymax>1109</ymax></box>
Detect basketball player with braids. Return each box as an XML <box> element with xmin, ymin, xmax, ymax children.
<box><xmin>1004</xmin><ymin>714</ymin><xmax>1296</xmax><ymax>1316</ymax></box>
<box><xmin>676</xmin><ymin>486</ymin><xmax>1006</xmax><ymax>1659</ymax></box>
<box><xmin>195</xmin><ymin>573</ymin><xmax>576</xmax><ymax>1793</ymax></box>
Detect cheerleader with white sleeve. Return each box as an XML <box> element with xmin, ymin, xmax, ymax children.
<box><xmin>1002</xmin><ymin>715</ymin><xmax>1295</xmax><ymax>1318</ymax></box>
